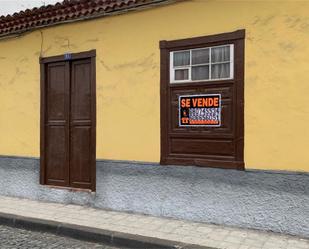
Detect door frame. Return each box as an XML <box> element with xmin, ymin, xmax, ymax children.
<box><xmin>159</xmin><ymin>30</ymin><xmax>245</xmax><ymax>170</ymax></box>
<box><xmin>39</xmin><ymin>50</ymin><xmax>96</xmax><ymax>191</ymax></box>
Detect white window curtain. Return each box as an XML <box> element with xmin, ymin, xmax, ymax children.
<box><xmin>211</xmin><ymin>46</ymin><xmax>230</xmax><ymax>62</ymax></box>
<box><xmin>212</xmin><ymin>63</ymin><xmax>230</xmax><ymax>79</ymax></box>
<box><xmin>211</xmin><ymin>46</ymin><xmax>230</xmax><ymax>79</ymax></box>
<box><xmin>174</xmin><ymin>51</ymin><xmax>190</xmax><ymax>66</ymax></box>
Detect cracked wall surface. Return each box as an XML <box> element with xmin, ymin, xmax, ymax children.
<box><xmin>0</xmin><ymin>0</ymin><xmax>309</xmax><ymax>171</ymax></box>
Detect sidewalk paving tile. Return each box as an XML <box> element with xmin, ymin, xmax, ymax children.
<box><xmin>0</xmin><ymin>195</ymin><xmax>308</xmax><ymax>249</ymax></box>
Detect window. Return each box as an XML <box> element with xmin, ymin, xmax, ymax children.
<box><xmin>170</xmin><ymin>44</ymin><xmax>234</xmax><ymax>83</ymax></box>
<box><xmin>160</xmin><ymin>29</ymin><xmax>245</xmax><ymax>169</ymax></box>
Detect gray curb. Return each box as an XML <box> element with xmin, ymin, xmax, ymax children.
<box><xmin>0</xmin><ymin>212</ymin><xmax>215</xmax><ymax>249</ymax></box>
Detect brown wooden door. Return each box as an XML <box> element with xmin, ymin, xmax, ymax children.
<box><xmin>44</xmin><ymin>61</ymin><xmax>70</xmax><ymax>187</ymax></box>
<box><xmin>69</xmin><ymin>59</ymin><xmax>95</xmax><ymax>189</ymax></box>
<box><xmin>40</xmin><ymin>51</ymin><xmax>96</xmax><ymax>190</ymax></box>
<box><xmin>160</xmin><ymin>31</ymin><xmax>245</xmax><ymax>170</ymax></box>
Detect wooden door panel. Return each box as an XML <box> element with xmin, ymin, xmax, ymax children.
<box><xmin>70</xmin><ymin>59</ymin><xmax>93</xmax><ymax>189</ymax></box>
<box><xmin>71</xmin><ymin>60</ymin><xmax>91</xmax><ymax>120</ymax></box>
<box><xmin>45</xmin><ymin>62</ymin><xmax>69</xmax><ymax>186</ymax></box>
<box><xmin>168</xmin><ymin>85</ymin><xmax>237</xmax><ymax>164</ymax></box>
<box><xmin>70</xmin><ymin>126</ymin><xmax>92</xmax><ymax>188</ymax></box>
<box><xmin>170</xmin><ymin>138</ymin><xmax>235</xmax><ymax>157</ymax></box>
<box><xmin>170</xmin><ymin>84</ymin><xmax>233</xmax><ymax>101</ymax></box>
<box><xmin>47</xmin><ymin>63</ymin><xmax>67</xmax><ymax>120</ymax></box>
<box><xmin>45</xmin><ymin>126</ymin><xmax>68</xmax><ymax>185</ymax></box>
<box><xmin>168</xmin><ymin>87</ymin><xmax>235</xmax><ymax>137</ymax></box>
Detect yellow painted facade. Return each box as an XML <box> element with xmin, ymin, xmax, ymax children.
<box><xmin>0</xmin><ymin>0</ymin><xmax>309</xmax><ymax>172</ymax></box>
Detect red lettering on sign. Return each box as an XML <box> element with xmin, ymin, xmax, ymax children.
<box><xmin>213</xmin><ymin>97</ymin><xmax>219</xmax><ymax>107</ymax></box>
<box><xmin>181</xmin><ymin>99</ymin><xmax>186</xmax><ymax>108</ymax></box>
<box><xmin>191</xmin><ymin>97</ymin><xmax>219</xmax><ymax>107</ymax></box>
<box><xmin>185</xmin><ymin>99</ymin><xmax>190</xmax><ymax>107</ymax></box>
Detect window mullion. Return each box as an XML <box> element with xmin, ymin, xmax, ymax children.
<box><xmin>189</xmin><ymin>49</ymin><xmax>192</xmax><ymax>81</ymax></box>
<box><xmin>170</xmin><ymin>52</ymin><xmax>174</xmax><ymax>82</ymax></box>
<box><xmin>209</xmin><ymin>47</ymin><xmax>212</xmax><ymax>80</ymax></box>
<box><xmin>230</xmin><ymin>44</ymin><xmax>234</xmax><ymax>79</ymax></box>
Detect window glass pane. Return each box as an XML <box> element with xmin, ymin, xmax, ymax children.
<box><xmin>211</xmin><ymin>46</ymin><xmax>230</xmax><ymax>63</ymax></box>
<box><xmin>192</xmin><ymin>65</ymin><xmax>209</xmax><ymax>80</ymax></box>
<box><xmin>175</xmin><ymin>69</ymin><xmax>189</xmax><ymax>80</ymax></box>
<box><xmin>192</xmin><ymin>48</ymin><xmax>209</xmax><ymax>65</ymax></box>
<box><xmin>173</xmin><ymin>51</ymin><xmax>190</xmax><ymax>67</ymax></box>
<box><xmin>211</xmin><ymin>63</ymin><xmax>230</xmax><ymax>79</ymax></box>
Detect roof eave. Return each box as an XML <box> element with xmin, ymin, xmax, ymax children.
<box><xmin>0</xmin><ymin>0</ymin><xmax>179</xmax><ymax>39</ymax></box>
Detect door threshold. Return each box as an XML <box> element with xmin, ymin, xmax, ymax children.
<box><xmin>44</xmin><ymin>185</ymin><xmax>94</xmax><ymax>193</ymax></box>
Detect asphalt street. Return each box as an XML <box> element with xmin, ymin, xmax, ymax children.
<box><xmin>0</xmin><ymin>224</ymin><xmax>128</xmax><ymax>249</ymax></box>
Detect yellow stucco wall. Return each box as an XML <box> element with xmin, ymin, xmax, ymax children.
<box><xmin>0</xmin><ymin>0</ymin><xmax>309</xmax><ymax>172</ymax></box>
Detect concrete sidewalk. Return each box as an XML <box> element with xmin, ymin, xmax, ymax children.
<box><xmin>0</xmin><ymin>196</ymin><xmax>308</xmax><ymax>249</ymax></box>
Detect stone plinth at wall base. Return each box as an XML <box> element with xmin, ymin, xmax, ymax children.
<box><xmin>0</xmin><ymin>156</ymin><xmax>308</xmax><ymax>238</ymax></box>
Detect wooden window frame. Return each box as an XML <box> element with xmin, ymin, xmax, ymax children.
<box><xmin>39</xmin><ymin>50</ymin><xmax>97</xmax><ymax>191</ymax></box>
<box><xmin>160</xmin><ymin>30</ymin><xmax>245</xmax><ymax>170</ymax></box>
